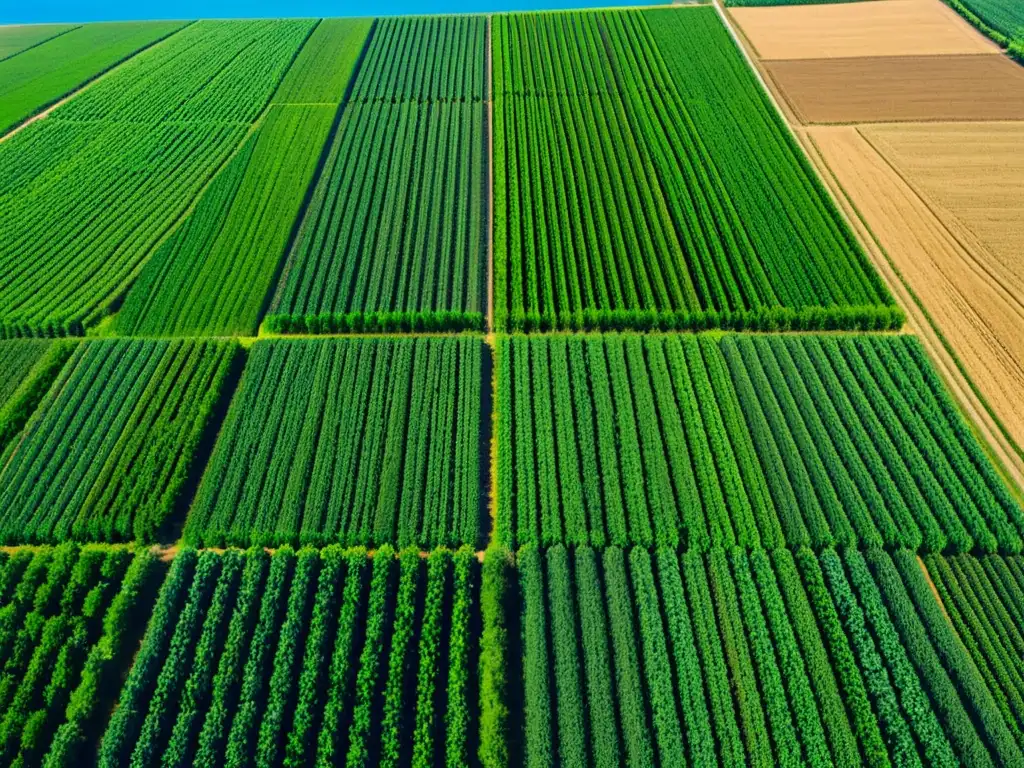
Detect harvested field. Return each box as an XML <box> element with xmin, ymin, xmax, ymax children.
<box><xmin>806</xmin><ymin>125</ymin><xmax>1024</xmax><ymax>455</ymax></box>
<box><xmin>768</xmin><ymin>54</ymin><xmax>1024</xmax><ymax>123</ymax></box>
<box><xmin>864</xmin><ymin>123</ymin><xmax>1024</xmax><ymax>297</ymax></box>
<box><xmin>732</xmin><ymin>0</ymin><xmax>999</xmax><ymax>59</ymax></box>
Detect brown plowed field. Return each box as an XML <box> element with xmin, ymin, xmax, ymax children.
<box><xmin>768</xmin><ymin>54</ymin><xmax>1024</xmax><ymax>124</ymax></box>
<box><xmin>864</xmin><ymin>123</ymin><xmax>1024</xmax><ymax>297</ymax></box>
<box><xmin>807</xmin><ymin>125</ymin><xmax>1024</xmax><ymax>453</ymax></box>
<box><xmin>731</xmin><ymin>0</ymin><xmax>999</xmax><ymax>60</ymax></box>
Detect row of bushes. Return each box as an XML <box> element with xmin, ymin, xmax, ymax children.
<box><xmin>499</xmin><ymin>304</ymin><xmax>906</xmax><ymax>333</ymax></box>
<box><xmin>264</xmin><ymin>310</ymin><xmax>486</xmax><ymax>334</ymax></box>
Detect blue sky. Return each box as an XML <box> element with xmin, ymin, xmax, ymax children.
<box><xmin>0</xmin><ymin>0</ymin><xmax>649</xmax><ymax>24</ymax></box>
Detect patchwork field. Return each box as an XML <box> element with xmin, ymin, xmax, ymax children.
<box><xmin>0</xmin><ymin>20</ymin><xmax>313</xmax><ymax>337</ymax></box>
<box><xmin>3</xmin><ymin>5</ymin><xmax>1024</xmax><ymax>766</ymax></box>
<box><xmin>768</xmin><ymin>54</ymin><xmax>1024</xmax><ymax>123</ymax></box>
<box><xmin>732</xmin><ymin>0</ymin><xmax>999</xmax><ymax>59</ymax></box>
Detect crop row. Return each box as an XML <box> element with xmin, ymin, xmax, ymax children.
<box><xmin>116</xmin><ymin>104</ymin><xmax>337</xmax><ymax>337</ymax></box>
<box><xmin>0</xmin><ymin>24</ymin><xmax>78</xmax><ymax>61</ymax></box>
<box><xmin>349</xmin><ymin>15</ymin><xmax>487</xmax><ymax>103</ymax></box>
<box><xmin>185</xmin><ymin>337</ymin><xmax>484</xmax><ymax>549</ymax></box>
<box><xmin>0</xmin><ymin>339</ymin><xmax>77</xmax><ymax>452</ymax></box>
<box><xmin>268</xmin><ymin>101</ymin><xmax>487</xmax><ymax>334</ymax></box>
<box><xmin>99</xmin><ymin>545</ymin><xmax>479</xmax><ymax>768</ymax></box>
<box><xmin>0</xmin><ymin>21</ymin><xmax>186</xmax><ymax>135</ymax></box>
<box><xmin>0</xmin><ymin>20</ymin><xmax>314</xmax><ymax>338</ymax></box>
<box><xmin>272</xmin><ymin>18</ymin><xmax>373</xmax><ymax>105</ymax></box>
<box><xmin>0</xmin><ymin>544</ymin><xmax>161</xmax><ymax>768</ymax></box>
<box><xmin>514</xmin><ymin>544</ymin><xmax>1022</xmax><ymax>767</ymax></box>
<box><xmin>498</xmin><ymin>334</ymin><xmax>1024</xmax><ymax>552</ymax></box>
<box><xmin>925</xmin><ymin>552</ymin><xmax>1024</xmax><ymax>754</ymax></box>
<box><xmin>51</xmin><ymin>19</ymin><xmax>314</xmax><ymax>124</ymax></box>
<box><xmin>7</xmin><ymin>544</ymin><xmax>1024</xmax><ymax>768</ymax></box>
<box><xmin>494</xmin><ymin>8</ymin><xmax>899</xmax><ymax>332</ymax></box>
<box><xmin>0</xmin><ymin>340</ymin><xmax>239</xmax><ymax>544</ymax></box>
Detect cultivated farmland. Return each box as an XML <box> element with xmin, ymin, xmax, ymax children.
<box><xmin>0</xmin><ymin>21</ymin><xmax>186</xmax><ymax>135</ymax></box>
<box><xmin>512</xmin><ymin>545</ymin><xmax>1023</xmax><ymax>767</ymax></box>
<box><xmin>0</xmin><ymin>340</ymin><xmax>239</xmax><ymax>544</ymax></box>
<box><xmin>99</xmin><ymin>545</ymin><xmax>480</xmax><ymax>768</ymax></box>
<box><xmin>493</xmin><ymin>8</ymin><xmax>899</xmax><ymax>332</ymax></box>
<box><xmin>0</xmin><ymin>545</ymin><xmax>161</xmax><ymax>767</ymax></box>
<box><xmin>0</xmin><ymin>338</ymin><xmax>76</xmax><ymax>451</ymax></box>
<box><xmin>116</xmin><ymin>105</ymin><xmax>337</xmax><ymax>337</ymax></box>
<box><xmin>0</xmin><ymin>24</ymin><xmax>77</xmax><ymax>61</ymax></box>
<box><xmin>269</xmin><ymin>16</ymin><xmax>488</xmax><ymax>334</ymax></box>
<box><xmin>498</xmin><ymin>334</ymin><xmax>1024</xmax><ymax>552</ymax></box>
<box><xmin>806</xmin><ymin>125</ymin><xmax>1024</xmax><ymax>462</ymax></box>
<box><xmin>0</xmin><ymin>20</ymin><xmax>312</xmax><ymax>337</ymax></box>
<box><xmin>731</xmin><ymin>0</ymin><xmax>999</xmax><ymax>59</ymax></box>
<box><xmin>766</xmin><ymin>54</ymin><xmax>1024</xmax><ymax>123</ymax></box>
<box><xmin>2</xmin><ymin>4</ymin><xmax>1024</xmax><ymax>766</ymax></box>
<box><xmin>925</xmin><ymin>552</ymin><xmax>1024</xmax><ymax>751</ymax></box>
<box><xmin>185</xmin><ymin>338</ymin><xmax>484</xmax><ymax>549</ymax></box>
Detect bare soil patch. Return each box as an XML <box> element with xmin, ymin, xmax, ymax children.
<box><xmin>807</xmin><ymin>125</ymin><xmax>1024</xmax><ymax>455</ymax></box>
<box><xmin>864</xmin><ymin>122</ymin><xmax>1024</xmax><ymax>298</ymax></box>
<box><xmin>768</xmin><ymin>54</ymin><xmax>1024</xmax><ymax>124</ymax></box>
<box><xmin>732</xmin><ymin>0</ymin><xmax>999</xmax><ymax>59</ymax></box>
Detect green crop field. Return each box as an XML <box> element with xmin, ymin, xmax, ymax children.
<box><xmin>97</xmin><ymin>545</ymin><xmax>479</xmax><ymax>768</ymax></box>
<box><xmin>1</xmin><ymin>5</ymin><xmax>1023</xmax><ymax>766</ymax></box>
<box><xmin>0</xmin><ymin>24</ymin><xmax>78</xmax><ymax>61</ymax></box>
<box><xmin>0</xmin><ymin>545</ymin><xmax>161</xmax><ymax>767</ymax></box>
<box><xmin>184</xmin><ymin>338</ymin><xmax>484</xmax><ymax>549</ymax></box>
<box><xmin>0</xmin><ymin>20</ymin><xmax>312</xmax><ymax>337</ymax></box>
<box><xmin>0</xmin><ymin>21</ymin><xmax>185</xmax><ymax>135</ymax></box>
<box><xmin>511</xmin><ymin>545</ymin><xmax>1023</xmax><ymax>767</ymax></box>
<box><xmin>493</xmin><ymin>8</ymin><xmax>900</xmax><ymax>332</ymax></box>
<box><xmin>268</xmin><ymin>16</ymin><xmax>488</xmax><ymax>334</ymax></box>
<box><xmin>0</xmin><ymin>340</ymin><xmax>239</xmax><ymax>544</ymax></box>
<box><xmin>498</xmin><ymin>334</ymin><xmax>1024</xmax><ymax>552</ymax></box>
<box><xmin>926</xmin><ymin>552</ymin><xmax>1024</xmax><ymax>751</ymax></box>
<box><xmin>0</xmin><ymin>339</ymin><xmax>77</xmax><ymax>451</ymax></box>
